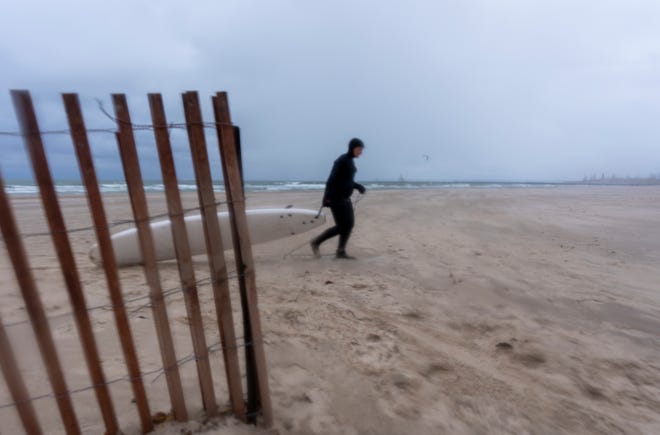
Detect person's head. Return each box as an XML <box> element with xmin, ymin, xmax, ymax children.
<box><xmin>348</xmin><ymin>138</ymin><xmax>364</xmax><ymax>158</ymax></box>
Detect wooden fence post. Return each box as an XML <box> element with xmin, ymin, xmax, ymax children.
<box><xmin>181</xmin><ymin>91</ymin><xmax>246</xmax><ymax>419</ymax></box>
<box><xmin>212</xmin><ymin>92</ymin><xmax>273</xmax><ymax>427</ymax></box>
<box><xmin>112</xmin><ymin>94</ymin><xmax>188</xmax><ymax>422</ymax></box>
<box><xmin>148</xmin><ymin>93</ymin><xmax>218</xmax><ymax>417</ymax></box>
<box><xmin>0</xmin><ymin>157</ymin><xmax>80</xmax><ymax>434</ymax></box>
<box><xmin>11</xmin><ymin>90</ymin><xmax>118</xmax><ymax>434</ymax></box>
<box><xmin>62</xmin><ymin>93</ymin><xmax>153</xmax><ymax>433</ymax></box>
<box><xmin>0</xmin><ymin>311</ymin><xmax>43</xmax><ymax>434</ymax></box>
<box><xmin>212</xmin><ymin>99</ymin><xmax>257</xmax><ymax>423</ymax></box>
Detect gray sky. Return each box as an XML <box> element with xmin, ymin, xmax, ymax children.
<box><xmin>2</xmin><ymin>0</ymin><xmax>660</xmax><ymax>182</ymax></box>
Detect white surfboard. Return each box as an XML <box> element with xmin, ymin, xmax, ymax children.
<box><xmin>90</xmin><ymin>208</ymin><xmax>326</xmax><ymax>267</ymax></box>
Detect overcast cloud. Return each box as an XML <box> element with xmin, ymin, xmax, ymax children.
<box><xmin>2</xmin><ymin>0</ymin><xmax>660</xmax><ymax>182</ymax></box>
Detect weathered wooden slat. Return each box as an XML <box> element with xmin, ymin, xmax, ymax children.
<box><xmin>0</xmin><ymin>182</ymin><xmax>79</xmax><ymax>435</ymax></box>
<box><xmin>212</xmin><ymin>92</ymin><xmax>273</xmax><ymax>426</ymax></box>
<box><xmin>213</xmin><ymin>102</ymin><xmax>257</xmax><ymax>423</ymax></box>
<box><xmin>112</xmin><ymin>94</ymin><xmax>188</xmax><ymax>422</ymax></box>
<box><xmin>11</xmin><ymin>90</ymin><xmax>118</xmax><ymax>434</ymax></box>
<box><xmin>148</xmin><ymin>93</ymin><xmax>218</xmax><ymax>417</ymax></box>
<box><xmin>181</xmin><ymin>91</ymin><xmax>246</xmax><ymax>419</ymax></box>
<box><xmin>232</xmin><ymin>126</ymin><xmax>244</xmax><ymax>189</ymax></box>
<box><xmin>62</xmin><ymin>93</ymin><xmax>153</xmax><ymax>433</ymax></box>
<box><xmin>0</xmin><ymin>312</ymin><xmax>43</xmax><ymax>434</ymax></box>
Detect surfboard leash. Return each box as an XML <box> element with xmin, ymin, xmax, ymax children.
<box><xmin>352</xmin><ymin>193</ymin><xmax>364</xmax><ymax>213</ymax></box>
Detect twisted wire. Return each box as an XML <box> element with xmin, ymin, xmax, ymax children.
<box><xmin>0</xmin><ymin>334</ymin><xmax>262</xmax><ymax>410</ymax></box>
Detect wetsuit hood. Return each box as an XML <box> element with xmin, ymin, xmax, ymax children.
<box><xmin>348</xmin><ymin>138</ymin><xmax>364</xmax><ymax>157</ymax></box>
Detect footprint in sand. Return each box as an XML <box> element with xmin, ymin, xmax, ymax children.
<box><xmin>348</xmin><ymin>330</ymin><xmax>401</xmax><ymax>375</ymax></box>
<box><xmin>569</xmin><ymin>358</ymin><xmax>660</xmax><ymax>405</ymax></box>
<box><xmin>366</xmin><ymin>333</ymin><xmax>381</xmax><ymax>342</ymax></box>
<box><xmin>513</xmin><ymin>351</ymin><xmax>547</xmax><ymax>368</ymax></box>
<box><xmin>494</xmin><ymin>339</ymin><xmax>547</xmax><ymax>368</ymax></box>
<box><xmin>423</xmin><ymin>362</ymin><xmax>454</xmax><ymax>378</ymax></box>
<box><xmin>375</xmin><ymin>371</ymin><xmax>426</xmax><ymax>419</ymax></box>
<box><xmin>495</xmin><ymin>341</ymin><xmax>513</xmax><ymax>351</ymax></box>
<box><xmin>449</xmin><ymin>321</ymin><xmax>500</xmax><ymax>338</ymax></box>
<box><xmin>402</xmin><ymin>310</ymin><xmax>425</xmax><ymax>320</ymax></box>
<box><xmin>271</xmin><ymin>364</ymin><xmax>338</xmax><ymax>433</ymax></box>
<box><xmin>282</xmin><ymin>309</ymin><xmax>305</xmax><ymax>324</ymax></box>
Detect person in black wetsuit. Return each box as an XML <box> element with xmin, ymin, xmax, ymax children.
<box><xmin>310</xmin><ymin>138</ymin><xmax>366</xmax><ymax>259</ymax></box>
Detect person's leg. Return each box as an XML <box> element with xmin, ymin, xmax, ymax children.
<box><xmin>310</xmin><ymin>204</ymin><xmax>342</xmax><ymax>257</ymax></box>
<box><xmin>336</xmin><ymin>201</ymin><xmax>355</xmax><ymax>257</ymax></box>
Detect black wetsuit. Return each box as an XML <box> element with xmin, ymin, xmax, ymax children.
<box><xmin>313</xmin><ymin>149</ymin><xmax>365</xmax><ymax>254</ymax></box>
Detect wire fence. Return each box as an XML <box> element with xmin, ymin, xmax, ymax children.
<box><xmin>0</xmin><ymin>98</ymin><xmax>233</xmax><ymax>138</ymax></box>
<box><xmin>0</xmin><ymin>230</ymin><xmax>250</xmax><ymax>415</ymax></box>
<box><xmin>2</xmin><ymin>192</ymin><xmax>236</xmax><ymax>331</ymax></box>
<box><xmin>0</xmin><ymin>97</ymin><xmax>244</xmax><ymax>240</ymax></box>
<box><xmin>0</xmin><ymin>214</ymin><xmax>257</xmax><ymax>425</ymax></box>
<box><xmin>0</xmin><ymin>270</ymin><xmax>245</xmax><ymax>330</ymax></box>
<box><xmin>1</xmin><ymin>90</ymin><xmax>274</xmax><ymax>432</ymax></box>
<box><xmin>19</xmin><ymin>198</ymin><xmax>231</xmax><ymax>239</ymax></box>
<box><xmin>0</xmin><ymin>334</ymin><xmax>264</xmax><ymax>411</ymax></box>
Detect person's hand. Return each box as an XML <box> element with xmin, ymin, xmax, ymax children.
<box><xmin>323</xmin><ymin>198</ymin><xmax>332</xmax><ymax>206</ymax></box>
<box><xmin>357</xmin><ymin>184</ymin><xmax>366</xmax><ymax>194</ymax></box>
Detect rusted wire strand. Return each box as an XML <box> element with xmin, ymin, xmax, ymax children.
<box><xmin>0</xmin><ymin>98</ymin><xmax>233</xmax><ymax>137</ymax></box>
<box><xmin>0</xmin><ymin>335</ymin><xmax>263</xmax><ymax>410</ymax></box>
<box><xmin>20</xmin><ymin>199</ymin><xmax>230</xmax><ymax>238</ymax></box>
<box><xmin>1</xmin><ymin>269</ymin><xmax>248</xmax><ymax>329</ymax></box>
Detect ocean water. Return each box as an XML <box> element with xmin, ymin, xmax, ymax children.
<box><xmin>3</xmin><ymin>180</ymin><xmax>564</xmax><ymax>195</ymax></box>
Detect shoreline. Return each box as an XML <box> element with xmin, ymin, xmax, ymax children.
<box><xmin>5</xmin><ymin>181</ymin><xmax>660</xmax><ymax>200</ymax></box>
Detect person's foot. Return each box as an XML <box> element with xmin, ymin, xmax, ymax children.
<box><xmin>310</xmin><ymin>241</ymin><xmax>321</xmax><ymax>259</ymax></box>
<box><xmin>335</xmin><ymin>251</ymin><xmax>356</xmax><ymax>260</ymax></box>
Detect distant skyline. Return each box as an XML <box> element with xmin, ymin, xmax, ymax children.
<box><xmin>2</xmin><ymin>0</ymin><xmax>660</xmax><ymax>182</ymax></box>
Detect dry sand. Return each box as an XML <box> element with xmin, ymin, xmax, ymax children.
<box><xmin>1</xmin><ymin>186</ymin><xmax>659</xmax><ymax>434</ymax></box>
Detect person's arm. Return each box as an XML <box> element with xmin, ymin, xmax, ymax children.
<box><xmin>354</xmin><ymin>182</ymin><xmax>366</xmax><ymax>194</ymax></box>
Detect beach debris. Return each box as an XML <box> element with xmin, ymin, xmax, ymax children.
<box><xmin>496</xmin><ymin>341</ymin><xmax>513</xmax><ymax>351</ymax></box>
<box><xmin>424</xmin><ymin>362</ymin><xmax>452</xmax><ymax>377</ymax></box>
<box><xmin>294</xmin><ymin>392</ymin><xmax>313</xmax><ymax>403</ymax></box>
<box><xmin>151</xmin><ymin>411</ymin><xmax>173</xmax><ymax>424</ymax></box>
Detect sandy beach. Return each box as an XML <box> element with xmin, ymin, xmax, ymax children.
<box><xmin>1</xmin><ymin>186</ymin><xmax>659</xmax><ymax>434</ymax></box>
